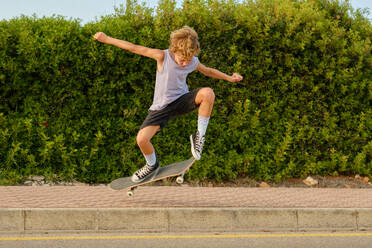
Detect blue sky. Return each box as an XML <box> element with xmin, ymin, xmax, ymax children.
<box><xmin>0</xmin><ymin>0</ymin><xmax>371</xmax><ymax>24</ymax></box>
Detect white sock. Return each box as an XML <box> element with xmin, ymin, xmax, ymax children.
<box><xmin>144</xmin><ymin>151</ymin><xmax>157</xmax><ymax>166</ymax></box>
<box><xmin>198</xmin><ymin>115</ymin><xmax>210</xmax><ymax>136</ymax></box>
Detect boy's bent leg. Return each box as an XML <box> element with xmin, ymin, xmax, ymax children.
<box><xmin>195</xmin><ymin>87</ymin><xmax>215</xmax><ymax>118</ymax></box>
<box><xmin>132</xmin><ymin>125</ymin><xmax>161</xmax><ymax>183</ymax></box>
<box><xmin>136</xmin><ymin>125</ymin><xmax>160</xmax><ymax>155</ymax></box>
<box><xmin>191</xmin><ymin>87</ymin><xmax>215</xmax><ymax>160</ymax></box>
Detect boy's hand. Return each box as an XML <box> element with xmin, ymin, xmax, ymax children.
<box><xmin>94</xmin><ymin>32</ymin><xmax>110</xmax><ymax>44</ymax></box>
<box><xmin>229</xmin><ymin>73</ymin><xmax>243</xmax><ymax>82</ymax></box>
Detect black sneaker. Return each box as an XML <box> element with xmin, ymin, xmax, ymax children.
<box><xmin>131</xmin><ymin>160</ymin><xmax>160</xmax><ymax>183</ymax></box>
<box><xmin>190</xmin><ymin>131</ymin><xmax>205</xmax><ymax>160</ymax></box>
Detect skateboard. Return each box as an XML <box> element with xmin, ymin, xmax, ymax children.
<box><xmin>109</xmin><ymin>157</ymin><xmax>196</xmax><ymax>196</ymax></box>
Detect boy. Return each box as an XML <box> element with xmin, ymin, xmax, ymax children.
<box><xmin>94</xmin><ymin>26</ymin><xmax>243</xmax><ymax>183</ymax></box>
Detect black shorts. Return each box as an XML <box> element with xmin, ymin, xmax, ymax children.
<box><xmin>140</xmin><ymin>88</ymin><xmax>201</xmax><ymax>131</ymax></box>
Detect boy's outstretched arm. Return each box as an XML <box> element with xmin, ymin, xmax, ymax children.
<box><xmin>93</xmin><ymin>32</ymin><xmax>164</xmax><ymax>62</ymax></box>
<box><xmin>197</xmin><ymin>62</ymin><xmax>243</xmax><ymax>83</ymax></box>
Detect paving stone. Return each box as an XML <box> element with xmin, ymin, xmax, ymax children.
<box><xmin>0</xmin><ymin>187</ymin><xmax>371</xmax><ymax>208</ymax></box>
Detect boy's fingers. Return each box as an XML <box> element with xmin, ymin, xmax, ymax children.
<box><xmin>234</xmin><ymin>73</ymin><xmax>243</xmax><ymax>81</ymax></box>
<box><xmin>93</xmin><ymin>32</ymin><xmax>104</xmax><ymax>40</ymax></box>
<box><xmin>232</xmin><ymin>74</ymin><xmax>242</xmax><ymax>81</ymax></box>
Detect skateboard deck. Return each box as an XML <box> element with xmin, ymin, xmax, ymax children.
<box><xmin>109</xmin><ymin>157</ymin><xmax>196</xmax><ymax>196</ymax></box>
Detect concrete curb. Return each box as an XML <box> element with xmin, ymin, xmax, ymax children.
<box><xmin>1</xmin><ymin>208</ymin><xmax>372</xmax><ymax>233</ymax></box>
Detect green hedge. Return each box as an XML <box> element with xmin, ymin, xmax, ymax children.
<box><xmin>0</xmin><ymin>0</ymin><xmax>371</xmax><ymax>184</ymax></box>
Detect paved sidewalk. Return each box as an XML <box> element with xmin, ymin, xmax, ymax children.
<box><xmin>1</xmin><ymin>186</ymin><xmax>372</xmax><ymax>233</ymax></box>
<box><xmin>0</xmin><ymin>186</ymin><xmax>372</xmax><ymax>208</ymax></box>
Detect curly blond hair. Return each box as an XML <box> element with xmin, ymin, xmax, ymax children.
<box><xmin>169</xmin><ymin>26</ymin><xmax>200</xmax><ymax>59</ymax></box>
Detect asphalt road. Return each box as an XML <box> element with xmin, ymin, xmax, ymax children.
<box><xmin>1</xmin><ymin>232</ymin><xmax>372</xmax><ymax>248</ymax></box>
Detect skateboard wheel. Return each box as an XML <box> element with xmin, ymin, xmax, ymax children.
<box><xmin>127</xmin><ymin>191</ymin><xmax>134</xmax><ymax>197</ymax></box>
<box><xmin>176</xmin><ymin>176</ymin><xmax>184</xmax><ymax>184</ymax></box>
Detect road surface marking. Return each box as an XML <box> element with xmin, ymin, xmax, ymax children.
<box><xmin>1</xmin><ymin>233</ymin><xmax>372</xmax><ymax>241</ymax></box>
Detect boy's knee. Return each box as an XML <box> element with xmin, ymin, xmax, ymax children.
<box><xmin>136</xmin><ymin>133</ymin><xmax>149</xmax><ymax>147</ymax></box>
<box><xmin>203</xmin><ymin>87</ymin><xmax>215</xmax><ymax>102</ymax></box>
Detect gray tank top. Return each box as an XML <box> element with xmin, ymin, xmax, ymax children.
<box><xmin>149</xmin><ymin>49</ymin><xmax>199</xmax><ymax>111</ymax></box>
